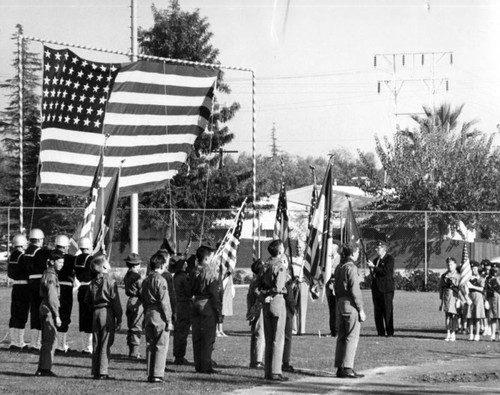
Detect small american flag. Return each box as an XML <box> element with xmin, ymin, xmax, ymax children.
<box><xmin>216</xmin><ymin>200</ymin><xmax>247</xmax><ymax>271</ymax></box>
<box><xmin>38</xmin><ymin>46</ymin><xmax>218</xmax><ymax>196</ymax></box>
<box><xmin>274</xmin><ymin>180</ymin><xmax>289</xmax><ymax>252</ymax></box>
<box><xmin>458</xmin><ymin>242</ymin><xmax>472</xmax><ymax>304</ymax></box>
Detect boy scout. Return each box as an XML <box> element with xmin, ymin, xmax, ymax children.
<box><xmin>35</xmin><ymin>250</ymin><xmax>64</xmax><ymax>377</ymax></box>
<box><xmin>8</xmin><ymin>234</ymin><xmax>29</xmax><ymax>350</ymax></box>
<box><xmin>172</xmin><ymin>259</ymin><xmax>192</xmax><ymax>365</ymax></box>
<box><xmin>142</xmin><ymin>251</ymin><xmax>172</xmax><ymax>383</ymax></box>
<box><xmin>123</xmin><ymin>253</ymin><xmax>143</xmax><ymax>359</ymax></box>
<box><xmin>85</xmin><ymin>255</ymin><xmax>122</xmax><ymax>380</ymax></box>
<box><xmin>190</xmin><ymin>245</ymin><xmax>222</xmax><ymax>373</ymax></box>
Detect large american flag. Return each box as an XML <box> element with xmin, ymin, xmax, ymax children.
<box><xmin>38</xmin><ymin>46</ymin><xmax>218</xmax><ymax>196</ymax></box>
<box><xmin>302</xmin><ymin>161</ymin><xmax>334</xmax><ymax>299</ymax></box>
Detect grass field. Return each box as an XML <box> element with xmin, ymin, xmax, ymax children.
<box><xmin>1</xmin><ymin>286</ymin><xmax>499</xmax><ymax>394</ymax></box>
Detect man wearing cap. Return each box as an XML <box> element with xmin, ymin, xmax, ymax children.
<box><xmin>24</xmin><ymin>228</ymin><xmax>49</xmax><ymax>350</ymax></box>
<box><xmin>7</xmin><ymin>234</ymin><xmax>29</xmax><ymax>350</ymax></box>
<box><xmin>35</xmin><ymin>249</ymin><xmax>64</xmax><ymax>377</ymax></box>
<box><xmin>367</xmin><ymin>241</ymin><xmax>395</xmax><ymax>337</ymax></box>
<box><xmin>74</xmin><ymin>237</ymin><xmax>95</xmax><ymax>354</ymax></box>
<box><xmin>123</xmin><ymin>252</ymin><xmax>144</xmax><ymax>359</ymax></box>
<box><xmin>54</xmin><ymin>234</ymin><xmax>74</xmax><ymax>353</ymax></box>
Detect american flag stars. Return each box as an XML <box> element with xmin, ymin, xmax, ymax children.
<box><xmin>42</xmin><ymin>47</ymin><xmax>120</xmax><ymax>133</ymax></box>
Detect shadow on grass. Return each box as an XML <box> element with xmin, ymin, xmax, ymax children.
<box><xmin>0</xmin><ymin>371</ymin><xmax>38</xmax><ymax>378</ymax></box>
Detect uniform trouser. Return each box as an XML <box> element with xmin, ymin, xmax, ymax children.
<box><xmin>29</xmin><ymin>280</ymin><xmax>42</xmax><ymax>330</ymax></box>
<box><xmin>263</xmin><ymin>295</ymin><xmax>286</xmax><ymax>378</ymax></box>
<box><xmin>191</xmin><ymin>298</ymin><xmax>216</xmax><ymax>373</ymax></box>
<box><xmin>58</xmin><ymin>285</ymin><xmax>73</xmax><ymax>333</ymax></box>
<box><xmin>92</xmin><ymin>307</ymin><xmax>115</xmax><ymax>377</ymax></box>
<box><xmin>250</xmin><ymin>309</ymin><xmax>264</xmax><ymax>365</ymax></box>
<box><xmin>283</xmin><ymin>307</ymin><xmax>294</xmax><ymax>364</ymax></box>
<box><xmin>126</xmin><ymin>297</ymin><xmax>143</xmax><ymax>347</ymax></box>
<box><xmin>326</xmin><ymin>286</ymin><xmax>337</xmax><ymax>336</ymax></box>
<box><xmin>296</xmin><ymin>282</ymin><xmax>309</xmax><ymax>334</ymax></box>
<box><xmin>145</xmin><ymin>308</ymin><xmax>168</xmax><ymax>379</ymax></box>
<box><xmin>77</xmin><ymin>285</ymin><xmax>92</xmax><ymax>333</ymax></box>
<box><xmin>9</xmin><ymin>284</ymin><xmax>30</xmax><ymax>329</ymax></box>
<box><xmin>173</xmin><ymin>300</ymin><xmax>192</xmax><ymax>358</ymax></box>
<box><xmin>372</xmin><ymin>288</ymin><xmax>394</xmax><ymax>336</ymax></box>
<box><xmin>38</xmin><ymin>304</ymin><xmax>57</xmax><ymax>371</ymax></box>
<box><xmin>334</xmin><ymin>297</ymin><xmax>360</xmax><ymax>370</ymax></box>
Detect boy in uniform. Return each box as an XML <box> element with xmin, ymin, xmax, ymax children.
<box><xmin>172</xmin><ymin>258</ymin><xmax>192</xmax><ymax>365</ymax></box>
<box><xmin>142</xmin><ymin>251</ymin><xmax>173</xmax><ymax>383</ymax></box>
<box><xmin>7</xmin><ymin>234</ymin><xmax>29</xmax><ymax>350</ymax></box>
<box><xmin>35</xmin><ymin>250</ymin><xmax>64</xmax><ymax>377</ymax></box>
<box><xmin>74</xmin><ymin>237</ymin><xmax>94</xmax><ymax>353</ymax></box>
<box><xmin>123</xmin><ymin>253</ymin><xmax>143</xmax><ymax>359</ymax></box>
<box><xmin>85</xmin><ymin>255</ymin><xmax>122</xmax><ymax>380</ymax></box>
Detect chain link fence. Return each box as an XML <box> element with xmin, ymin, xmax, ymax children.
<box><xmin>2</xmin><ymin>206</ymin><xmax>500</xmax><ymax>277</ymax></box>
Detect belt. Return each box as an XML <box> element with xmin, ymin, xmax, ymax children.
<box><xmin>59</xmin><ymin>281</ymin><xmax>73</xmax><ymax>287</ymax></box>
<box><xmin>13</xmin><ymin>280</ymin><xmax>28</xmax><ymax>285</ymax></box>
<box><xmin>29</xmin><ymin>274</ymin><xmax>42</xmax><ymax>280</ymax></box>
<box><xmin>79</xmin><ymin>282</ymin><xmax>90</xmax><ymax>286</ymax></box>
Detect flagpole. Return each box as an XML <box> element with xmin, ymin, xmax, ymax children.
<box><xmin>17</xmin><ymin>34</ymin><xmax>24</xmax><ymax>233</ymax></box>
<box><xmin>129</xmin><ymin>0</ymin><xmax>139</xmax><ymax>254</ymax></box>
<box><xmin>279</xmin><ymin>158</ymin><xmax>294</xmax><ymax>273</ymax></box>
<box><xmin>101</xmin><ymin>135</ymin><xmax>110</xmax><ymax>255</ymax></box>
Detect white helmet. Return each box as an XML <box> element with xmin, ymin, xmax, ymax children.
<box><xmin>55</xmin><ymin>234</ymin><xmax>70</xmax><ymax>247</ymax></box>
<box><xmin>29</xmin><ymin>228</ymin><xmax>44</xmax><ymax>240</ymax></box>
<box><xmin>78</xmin><ymin>237</ymin><xmax>92</xmax><ymax>250</ymax></box>
<box><xmin>12</xmin><ymin>234</ymin><xmax>28</xmax><ymax>247</ymax></box>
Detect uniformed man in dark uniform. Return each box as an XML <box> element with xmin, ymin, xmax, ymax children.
<box><xmin>54</xmin><ymin>234</ymin><xmax>74</xmax><ymax>353</ymax></box>
<box><xmin>367</xmin><ymin>241</ymin><xmax>395</xmax><ymax>337</ymax></box>
<box><xmin>172</xmin><ymin>259</ymin><xmax>192</xmax><ymax>365</ymax></box>
<box><xmin>74</xmin><ymin>237</ymin><xmax>94</xmax><ymax>353</ymax></box>
<box><xmin>142</xmin><ymin>251</ymin><xmax>172</xmax><ymax>383</ymax></box>
<box><xmin>25</xmin><ymin>228</ymin><xmax>49</xmax><ymax>351</ymax></box>
<box><xmin>7</xmin><ymin>234</ymin><xmax>29</xmax><ymax>350</ymax></box>
<box><xmin>123</xmin><ymin>253</ymin><xmax>144</xmax><ymax>359</ymax></box>
<box><xmin>35</xmin><ymin>249</ymin><xmax>64</xmax><ymax>377</ymax></box>
<box><xmin>190</xmin><ymin>245</ymin><xmax>221</xmax><ymax>374</ymax></box>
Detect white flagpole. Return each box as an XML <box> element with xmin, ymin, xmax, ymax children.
<box><xmin>129</xmin><ymin>0</ymin><xmax>139</xmax><ymax>254</ymax></box>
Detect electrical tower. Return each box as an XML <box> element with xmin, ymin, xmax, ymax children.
<box><xmin>374</xmin><ymin>51</ymin><xmax>453</xmax><ymax>124</ymax></box>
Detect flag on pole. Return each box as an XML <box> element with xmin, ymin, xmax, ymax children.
<box><xmin>93</xmin><ymin>165</ymin><xmax>121</xmax><ymax>256</ymax></box>
<box><xmin>458</xmin><ymin>242</ymin><xmax>472</xmax><ymax>305</ymax></box>
<box><xmin>308</xmin><ymin>182</ymin><xmax>317</xmax><ymax>230</ymax></box>
<box><xmin>274</xmin><ymin>178</ymin><xmax>290</xmax><ymax>253</ymax></box>
<box><xmin>38</xmin><ymin>46</ymin><xmax>219</xmax><ymax>196</ymax></box>
<box><xmin>302</xmin><ymin>160</ymin><xmax>334</xmax><ymax>299</ymax></box>
<box><xmin>215</xmin><ymin>199</ymin><xmax>247</xmax><ymax>272</ymax></box>
<box><xmin>343</xmin><ymin>198</ymin><xmax>362</xmax><ymax>245</ymax></box>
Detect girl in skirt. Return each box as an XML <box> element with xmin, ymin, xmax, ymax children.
<box><xmin>439</xmin><ymin>257</ymin><xmax>460</xmax><ymax>341</ymax></box>
<box><xmin>485</xmin><ymin>265</ymin><xmax>500</xmax><ymax>341</ymax></box>
<box><xmin>467</xmin><ymin>261</ymin><xmax>486</xmax><ymax>341</ymax></box>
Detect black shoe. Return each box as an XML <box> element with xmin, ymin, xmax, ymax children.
<box><xmin>252</xmin><ymin>362</ymin><xmax>264</xmax><ymax>369</ymax></box>
<box><xmin>282</xmin><ymin>364</ymin><xmax>295</xmax><ymax>373</ymax></box>
<box><xmin>338</xmin><ymin>368</ymin><xmax>364</xmax><ymax>379</ymax></box>
<box><xmin>9</xmin><ymin>345</ymin><xmax>23</xmax><ymax>351</ymax></box>
<box><xmin>97</xmin><ymin>375</ymin><xmax>114</xmax><ymax>380</ymax></box>
<box><xmin>174</xmin><ymin>357</ymin><xmax>189</xmax><ymax>365</ymax></box>
<box><xmin>148</xmin><ymin>377</ymin><xmax>164</xmax><ymax>383</ymax></box>
<box><xmin>129</xmin><ymin>353</ymin><xmax>142</xmax><ymax>359</ymax></box>
<box><xmin>269</xmin><ymin>374</ymin><xmax>289</xmax><ymax>382</ymax></box>
<box><xmin>82</xmin><ymin>350</ymin><xmax>91</xmax><ymax>355</ymax></box>
<box><xmin>35</xmin><ymin>369</ymin><xmax>57</xmax><ymax>377</ymax></box>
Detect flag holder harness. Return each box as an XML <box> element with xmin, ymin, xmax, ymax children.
<box><xmin>18</xmin><ymin>34</ymin><xmax>260</xmax><ymax>259</ymax></box>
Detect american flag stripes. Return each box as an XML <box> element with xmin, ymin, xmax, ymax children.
<box><xmin>302</xmin><ymin>161</ymin><xmax>334</xmax><ymax>299</ymax></box>
<box><xmin>459</xmin><ymin>242</ymin><xmax>472</xmax><ymax>304</ymax></box>
<box><xmin>216</xmin><ymin>200</ymin><xmax>247</xmax><ymax>272</ymax></box>
<box><xmin>274</xmin><ymin>179</ymin><xmax>290</xmax><ymax>253</ymax></box>
<box><xmin>80</xmin><ymin>152</ymin><xmax>103</xmax><ymax>243</ymax></box>
<box><xmin>38</xmin><ymin>46</ymin><xmax>218</xmax><ymax>196</ymax></box>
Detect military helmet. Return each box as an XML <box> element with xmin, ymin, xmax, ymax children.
<box><xmin>29</xmin><ymin>228</ymin><xmax>44</xmax><ymax>240</ymax></box>
<box><xmin>12</xmin><ymin>234</ymin><xmax>28</xmax><ymax>247</ymax></box>
<box><xmin>55</xmin><ymin>234</ymin><xmax>70</xmax><ymax>247</ymax></box>
<box><xmin>78</xmin><ymin>237</ymin><xmax>92</xmax><ymax>250</ymax></box>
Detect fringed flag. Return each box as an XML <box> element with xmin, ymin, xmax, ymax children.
<box><xmin>458</xmin><ymin>242</ymin><xmax>472</xmax><ymax>305</ymax></box>
<box><xmin>302</xmin><ymin>160</ymin><xmax>334</xmax><ymax>299</ymax></box>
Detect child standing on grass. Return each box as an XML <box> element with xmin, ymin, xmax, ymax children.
<box><xmin>467</xmin><ymin>261</ymin><xmax>486</xmax><ymax>341</ymax></box>
<box><xmin>85</xmin><ymin>255</ymin><xmax>123</xmax><ymax>380</ymax></box>
<box><xmin>439</xmin><ymin>257</ymin><xmax>460</xmax><ymax>341</ymax></box>
<box><xmin>123</xmin><ymin>253</ymin><xmax>143</xmax><ymax>359</ymax></box>
<box><xmin>485</xmin><ymin>265</ymin><xmax>500</xmax><ymax>341</ymax></box>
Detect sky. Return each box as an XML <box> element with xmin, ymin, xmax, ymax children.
<box><xmin>1</xmin><ymin>0</ymin><xmax>500</xmax><ymax>159</ymax></box>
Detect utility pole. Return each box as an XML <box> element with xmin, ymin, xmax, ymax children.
<box><xmin>374</xmin><ymin>51</ymin><xmax>453</xmax><ymax>124</ymax></box>
<box><xmin>270</xmin><ymin>122</ymin><xmax>279</xmax><ymax>157</ymax></box>
<box><xmin>218</xmin><ymin>147</ymin><xmax>238</xmax><ymax>169</ymax></box>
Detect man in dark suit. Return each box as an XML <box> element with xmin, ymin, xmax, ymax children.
<box><xmin>367</xmin><ymin>241</ymin><xmax>395</xmax><ymax>337</ymax></box>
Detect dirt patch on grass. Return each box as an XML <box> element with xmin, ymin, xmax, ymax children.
<box><xmin>415</xmin><ymin>371</ymin><xmax>500</xmax><ymax>384</ymax></box>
